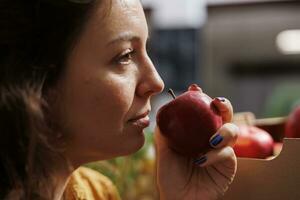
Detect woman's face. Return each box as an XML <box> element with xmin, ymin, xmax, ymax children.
<box><xmin>53</xmin><ymin>0</ymin><xmax>164</xmax><ymax>165</ymax></box>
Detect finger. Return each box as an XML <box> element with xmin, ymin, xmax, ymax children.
<box><xmin>209</xmin><ymin>123</ymin><xmax>239</xmax><ymax>149</ymax></box>
<box><xmin>154</xmin><ymin>126</ymin><xmax>174</xmax><ymax>156</ymax></box>
<box><xmin>154</xmin><ymin>126</ymin><xmax>167</xmax><ymax>151</ymax></box>
<box><xmin>212</xmin><ymin>97</ymin><xmax>233</xmax><ymax>123</ymax></box>
<box><xmin>194</xmin><ymin>146</ymin><xmax>236</xmax><ymax>168</ymax></box>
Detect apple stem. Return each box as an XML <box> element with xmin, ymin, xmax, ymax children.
<box><xmin>168</xmin><ymin>89</ymin><xmax>176</xmax><ymax>99</ymax></box>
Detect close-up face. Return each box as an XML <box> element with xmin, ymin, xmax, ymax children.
<box><xmin>52</xmin><ymin>0</ymin><xmax>164</xmax><ymax>166</ymax></box>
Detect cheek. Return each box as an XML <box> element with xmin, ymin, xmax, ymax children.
<box><xmin>60</xmin><ymin>73</ymin><xmax>135</xmax><ymax>138</ymax></box>
<box><xmin>98</xmin><ymin>74</ymin><xmax>136</xmax><ymax>118</ymax></box>
<box><xmin>93</xmin><ymin>81</ymin><xmax>133</xmax><ymax>128</ymax></box>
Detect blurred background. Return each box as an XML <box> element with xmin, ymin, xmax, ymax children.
<box><xmin>86</xmin><ymin>0</ymin><xmax>300</xmax><ymax>199</ymax></box>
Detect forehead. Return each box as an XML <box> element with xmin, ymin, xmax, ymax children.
<box><xmin>87</xmin><ymin>0</ymin><xmax>147</xmax><ymax>37</ymax></box>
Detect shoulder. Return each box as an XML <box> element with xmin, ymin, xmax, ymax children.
<box><xmin>73</xmin><ymin>167</ymin><xmax>113</xmax><ymax>188</ymax></box>
<box><xmin>64</xmin><ymin>166</ymin><xmax>121</xmax><ymax>200</ymax></box>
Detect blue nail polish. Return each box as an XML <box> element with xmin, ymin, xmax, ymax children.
<box><xmin>193</xmin><ymin>156</ymin><xmax>207</xmax><ymax>165</ymax></box>
<box><xmin>210</xmin><ymin>134</ymin><xmax>223</xmax><ymax>147</ymax></box>
<box><xmin>216</xmin><ymin>97</ymin><xmax>226</xmax><ymax>102</ymax></box>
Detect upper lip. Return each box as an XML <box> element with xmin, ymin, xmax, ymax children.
<box><xmin>129</xmin><ymin>110</ymin><xmax>150</xmax><ymax>121</ymax></box>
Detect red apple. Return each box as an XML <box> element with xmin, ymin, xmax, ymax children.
<box><xmin>233</xmin><ymin>125</ymin><xmax>274</xmax><ymax>159</ymax></box>
<box><xmin>156</xmin><ymin>84</ymin><xmax>222</xmax><ymax>157</ymax></box>
<box><xmin>285</xmin><ymin>105</ymin><xmax>300</xmax><ymax>138</ymax></box>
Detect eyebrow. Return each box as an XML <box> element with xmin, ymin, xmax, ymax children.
<box><xmin>106</xmin><ymin>32</ymin><xmax>149</xmax><ymax>47</ymax></box>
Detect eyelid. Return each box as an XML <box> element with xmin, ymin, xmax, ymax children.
<box><xmin>119</xmin><ymin>48</ymin><xmax>133</xmax><ymax>57</ymax></box>
<box><xmin>114</xmin><ymin>48</ymin><xmax>135</xmax><ymax>65</ymax></box>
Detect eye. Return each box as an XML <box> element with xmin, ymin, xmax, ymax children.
<box><xmin>114</xmin><ymin>48</ymin><xmax>135</xmax><ymax>65</ymax></box>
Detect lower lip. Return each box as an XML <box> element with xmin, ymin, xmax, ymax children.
<box><xmin>129</xmin><ymin>116</ymin><xmax>150</xmax><ymax>129</ymax></box>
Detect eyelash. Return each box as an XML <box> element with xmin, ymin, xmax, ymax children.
<box><xmin>114</xmin><ymin>48</ymin><xmax>135</xmax><ymax>65</ymax></box>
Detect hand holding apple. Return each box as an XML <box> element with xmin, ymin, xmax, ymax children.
<box><xmin>156</xmin><ymin>84</ymin><xmax>222</xmax><ymax>156</ymax></box>
<box><xmin>154</xmin><ymin>84</ymin><xmax>238</xmax><ymax>199</ymax></box>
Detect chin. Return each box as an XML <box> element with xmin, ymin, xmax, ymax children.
<box><xmin>116</xmin><ymin>125</ymin><xmax>146</xmax><ymax>152</ymax></box>
<box><xmin>119</xmin><ymin>134</ymin><xmax>146</xmax><ymax>156</ymax></box>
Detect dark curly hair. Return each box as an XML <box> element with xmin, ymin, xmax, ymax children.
<box><xmin>0</xmin><ymin>0</ymin><xmax>101</xmax><ymax>199</ymax></box>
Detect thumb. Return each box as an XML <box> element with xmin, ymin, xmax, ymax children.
<box><xmin>154</xmin><ymin>126</ymin><xmax>173</xmax><ymax>157</ymax></box>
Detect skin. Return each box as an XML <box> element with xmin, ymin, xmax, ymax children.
<box><xmin>53</xmin><ymin>0</ymin><xmax>164</xmax><ymax>165</ymax></box>
<box><xmin>48</xmin><ymin>0</ymin><xmax>238</xmax><ymax>199</ymax></box>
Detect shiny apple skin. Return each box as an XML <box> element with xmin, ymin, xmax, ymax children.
<box><xmin>285</xmin><ymin>106</ymin><xmax>300</xmax><ymax>138</ymax></box>
<box><xmin>157</xmin><ymin>89</ymin><xmax>222</xmax><ymax>157</ymax></box>
<box><xmin>233</xmin><ymin>125</ymin><xmax>274</xmax><ymax>159</ymax></box>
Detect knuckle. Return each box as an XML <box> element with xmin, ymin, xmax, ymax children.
<box><xmin>225</xmin><ymin>146</ymin><xmax>235</xmax><ymax>157</ymax></box>
<box><xmin>219</xmin><ymin>123</ymin><xmax>234</xmax><ymax>134</ymax></box>
<box><xmin>224</xmin><ymin>123</ymin><xmax>239</xmax><ymax>136</ymax></box>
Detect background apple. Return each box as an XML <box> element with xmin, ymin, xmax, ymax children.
<box><xmin>233</xmin><ymin>125</ymin><xmax>274</xmax><ymax>159</ymax></box>
<box><xmin>273</xmin><ymin>142</ymin><xmax>283</xmax><ymax>157</ymax></box>
<box><xmin>156</xmin><ymin>84</ymin><xmax>222</xmax><ymax>157</ymax></box>
<box><xmin>285</xmin><ymin>105</ymin><xmax>300</xmax><ymax>138</ymax></box>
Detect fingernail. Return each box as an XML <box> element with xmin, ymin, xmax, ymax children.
<box><xmin>193</xmin><ymin>155</ymin><xmax>207</xmax><ymax>166</ymax></box>
<box><xmin>215</xmin><ymin>97</ymin><xmax>226</xmax><ymax>102</ymax></box>
<box><xmin>210</xmin><ymin>134</ymin><xmax>223</xmax><ymax>147</ymax></box>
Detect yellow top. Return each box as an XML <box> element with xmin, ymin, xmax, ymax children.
<box><xmin>64</xmin><ymin>167</ymin><xmax>121</xmax><ymax>200</ymax></box>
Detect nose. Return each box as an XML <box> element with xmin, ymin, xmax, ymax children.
<box><xmin>136</xmin><ymin>55</ymin><xmax>165</xmax><ymax>98</ymax></box>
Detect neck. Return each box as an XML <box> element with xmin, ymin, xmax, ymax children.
<box><xmin>51</xmin><ymin>159</ymin><xmax>75</xmax><ymax>200</ymax></box>
<box><xmin>53</xmin><ymin>172</ymin><xmax>72</xmax><ymax>200</ymax></box>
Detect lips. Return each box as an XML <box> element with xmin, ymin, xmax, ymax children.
<box><xmin>129</xmin><ymin>110</ymin><xmax>150</xmax><ymax>128</ymax></box>
<box><xmin>130</xmin><ymin>110</ymin><xmax>150</xmax><ymax>121</ymax></box>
